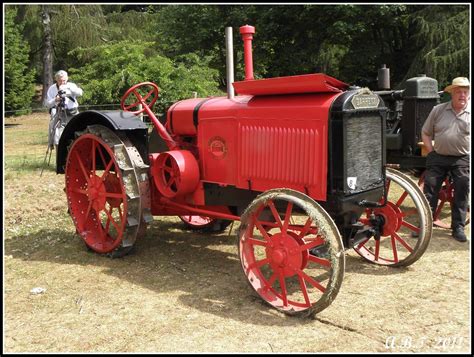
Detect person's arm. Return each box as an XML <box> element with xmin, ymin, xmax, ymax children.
<box><xmin>420</xmin><ymin>106</ymin><xmax>437</xmax><ymax>154</ymax></box>
<box><xmin>44</xmin><ymin>85</ymin><xmax>58</xmax><ymax>108</ymax></box>
<box><xmin>421</xmin><ymin>132</ymin><xmax>434</xmax><ymax>154</ymax></box>
<box><xmin>63</xmin><ymin>82</ymin><xmax>83</xmax><ymax>98</ymax></box>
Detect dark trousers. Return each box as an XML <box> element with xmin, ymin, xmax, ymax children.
<box><xmin>423</xmin><ymin>152</ymin><xmax>470</xmax><ymax>230</ymax></box>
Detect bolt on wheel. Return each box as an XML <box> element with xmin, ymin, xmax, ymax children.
<box><xmin>238</xmin><ymin>188</ymin><xmax>345</xmax><ymax>317</ymax></box>
<box><xmin>355</xmin><ymin>168</ymin><xmax>432</xmax><ymax>267</ymax></box>
<box><xmin>65</xmin><ymin>125</ymin><xmax>151</xmax><ymax>258</ymax></box>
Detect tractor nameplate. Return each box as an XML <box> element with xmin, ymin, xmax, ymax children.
<box><xmin>351</xmin><ymin>88</ymin><xmax>380</xmax><ymax>109</ymax></box>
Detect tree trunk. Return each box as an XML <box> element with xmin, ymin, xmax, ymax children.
<box><xmin>41</xmin><ymin>6</ymin><xmax>53</xmax><ymax>105</ymax></box>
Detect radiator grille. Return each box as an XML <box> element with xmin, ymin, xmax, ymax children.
<box><xmin>241</xmin><ymin>125</ymin><xmax>321</xmax><ymax>186</ymax></box>
<box><xmin>345</xmin><ymin>115</ymin><xmax>383</xmax><ymax>193</ymax></box>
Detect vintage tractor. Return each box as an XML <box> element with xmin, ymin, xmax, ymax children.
<box><xmin>56</xmin><ymin>25</ymin><xmax>432</xmax><ymax>317</ymax></box>
<box><xmin>376</xmin><ymin>66</ymin><xmax>470</xmax><ymax>229</ymax></box>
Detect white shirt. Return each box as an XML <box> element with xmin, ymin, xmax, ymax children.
<box><xmin>44</xmin><ymin>82</ymin><xmax>83</xmax><ymax>110</ymax></box>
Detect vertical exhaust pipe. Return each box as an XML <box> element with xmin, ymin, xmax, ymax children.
<box><xmin>225</xmin><ymin>27</ymin><xmax>235</xmax><ymax>99</ymax></box>
<box><xmin>239</xmin><ymin>25</ymin><xmax>255</xmax><ymax>81</ymax></box>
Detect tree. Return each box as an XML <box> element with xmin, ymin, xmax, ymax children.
<box><xmin>402</xmin><ymin>5</ymin><xmax>469</xmax><ymax>89</ymax></box>
<box><xmin>68</xmin><ymin>41</ymin><xmax>223</xmax><ymax>114</ymax></box>
<box><xmin>4</xmin><ymin>7</ymin><xmax>36</xmax><ymax>115</ymax></box>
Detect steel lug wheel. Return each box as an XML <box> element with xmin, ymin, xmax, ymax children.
<box><xmin>238</xmin><ymin>188</ymin><xmax>345</xmax><ymax>317</ymax></box>
<box><xmin>65</xmin><ymin>125</ymin><xmax>152</xmax><ymax>258</ymax></box>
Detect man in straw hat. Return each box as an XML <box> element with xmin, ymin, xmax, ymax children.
<box><xmin>421</xmin><ymin>77</ymin><xmax>470</xmax><ymax>242</ymax></box>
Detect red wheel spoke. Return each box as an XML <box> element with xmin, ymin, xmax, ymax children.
<box><xmin>264</xmin><ymin>272</ymin><xmax>278</xmax><ymax>292</ymax></box>
<box><xmin>71</xmin><ymin>187</ymin><xmax>87</xmax><ymax>196</ymax></box>
<box><xmin>246</xmin><ymin>237</ymin><xmax>267</xmax><ymax>247</ymax></box>
<box><xmin>268</xmin><ymin>200</ymin><xmax>283</xmax><ymax>229</ymax></box>
<box><xmin>246</xmin><ymin>257</ymin><xmax>270</xmax><ymax>274</ymax></box>
<box><xmin>393</xmin><ymin>232</ymin><xmax>413</xmax><ymax>252</ymax></box>
<box><xmin>254</xmin><ymin>219</ymin><xmax>272</xmax><ymax>241</ymax></box>
<box><xmin>299</xmin><ymin>269</ymin><xmax>326</xmax><ymax>293</ymax></box>
<box><xmin>296</xmin><ymin>274</ymin><xmax>311</xmax><ymax>307</ymax></box>
<box><xmin>282</xmin><ymin>202</ymin><xmax>293</xmax><ymax>233</ymax></box>
<box><xmin>308</xmin><ymin>255</ymin><xmax>331</xmax><ymax>267</ymax></box>
<box><xmin>74</xmin><ymin>151</ymin><xmax>91</xmax><ymax>182</ymax></box>
<box><xmin>299</xmin><ymin>236</ymin><xmax>325</xmax><ymax>252</ymax></box>
<box><xmin>391</xmin><ymin>236</ymin><xmax>399</xmax><ymax>263</ymax></box>
<box><xmin>401</xmin><ymin>219</ymin><xmax>418</xmax><ymax>232</ymax></box>
<box><xmin>297</xmin><ymin>217</ymin><xmax>314</xmax><ymax>238</ymax></box>
<box><xmin>100</xmin><ymin>158</ymin><xmax>115</xmax><ymax>182</ymax></box>
<box><xmin>84</xmin><ymin>200</ymin><xmax>93</xmax><ymax>221</ymax></box>
<box><xmin>401</xmin><ymin>208</ymin><xmax>418</xmax><ymax>217</ymax></box>
<box><xmin>395</xmin><ymin>191</ymin><xmax>408</xmax><ymax>207</ymax></box>
<box><xmin>104</xmin><ymin>207</ymin><xmax>122</xmax><ymax>235</ymax></box>
<box><xmin>91</xmin><ymin>140</ymin><xmax>97</xmax><ymax>176</ymax></box>
<box><xmin>105</xmin><ymin>192</ymin><xmax>124</xmax><ymax>199</ymax></box>
<box><xmin>356</xmin><ymin>237</ymin><xmax>370</xmax><ymax>249</ymax></box>
<box><xmin>278</xmin><ymin>270</ymin><xmax>288</xmax><ymax>307</ymax></box>
<box><xmin>374</xmin><ymin>239</ymin><xmax>380</xmax><ymax>261</ymax></box>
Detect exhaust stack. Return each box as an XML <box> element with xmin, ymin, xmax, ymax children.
<box><xmin>225</xmin><ymin>27</ymin><xmax>235</xmax><ymax>99</ymax></box>
<box><xmin>239</xmin><ymin>25</ymin><xmax>255</xmax><ymax>81</ymax></box>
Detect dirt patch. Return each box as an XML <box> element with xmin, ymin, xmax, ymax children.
<box><xmin>3</xmin><ymin>115</ymin><xmax>471</xmax><ymax>353</ymax></box>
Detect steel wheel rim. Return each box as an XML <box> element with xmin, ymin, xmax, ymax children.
<box><xmin>66</xmin><ymin>133</ymin><xmax>127</xmax><ymax>253</ymax></box>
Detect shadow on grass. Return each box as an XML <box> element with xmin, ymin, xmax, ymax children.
<box><xmin>4</xmin><ymin>218</ymin><xmax>469</xmax><ymax>326</ymax></box>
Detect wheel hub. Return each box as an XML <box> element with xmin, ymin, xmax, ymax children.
<box><xmin>373</xmin><ymin>202</ymin><xmax>402</xmax><ymax>236</ymax></box>
<box><xmin>87</xmin><ymin>175</ymin><xmax>106</xmax><ymax>212</ymax></box>
<box><xmin>265</xmin><ymin>232</ymin><xmax>308</xmax><ymax>276</ymax></box>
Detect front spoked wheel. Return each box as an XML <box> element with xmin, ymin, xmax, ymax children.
<box><xmin>238</xmin><ymin>189</ymin><xmax>345</xmax><ymax>317</ymax></box>
<box><xmin>355</xmin><ymin>168</ymin><xmax>432</xmax><ymax>267</ymax></box>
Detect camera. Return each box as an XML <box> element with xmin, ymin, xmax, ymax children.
<box><xmin>58</xmin><ymin>89</ymin><xmax>67</xmax><ymax>98</ymax></box>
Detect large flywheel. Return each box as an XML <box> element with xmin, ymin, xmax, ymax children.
<box><xmin>65</xmin><ymin>125</ymin><xmax>152</xmax><ymax>258</ymax></box>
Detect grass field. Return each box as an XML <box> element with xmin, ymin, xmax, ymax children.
<box><xmin>3</xmin><ymin>113</ymin><xmax>471</xmax><ymax>353</ymax></box>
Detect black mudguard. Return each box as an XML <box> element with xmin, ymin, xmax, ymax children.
<box><xmin>56</xmin><ymin>110</ymin><xmax>149</xmax><ymax>174</ymax></box>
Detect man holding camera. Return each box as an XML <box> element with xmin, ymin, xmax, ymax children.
<box><xmin>44</xmin><ymin>70</ymin><xmax>83</xmax><ymax>149</ymax></box>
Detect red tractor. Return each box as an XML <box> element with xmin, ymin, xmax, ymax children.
<box><xmin>56</xmin><ymin>25</ymin><xmax>432</xmax><ymax>317</ymax></box>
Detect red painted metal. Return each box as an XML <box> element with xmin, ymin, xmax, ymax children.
<box><xmin>150</xmin><ymin>151</ymin><xmax>200</xmax><ymax>198</ymax></box>
<box><xmin>233</xmin><ymin>73</ymin><xmax>349</xmax><ymax>95</ymax></box>
<box><xmin>239</xmin><ymin>25</ymin><xmax>255</xmax><ymax>80</ymax></box>
<box><xmin>65</xmin><ymin>133</ymin><xmax>127</xmax><ymax>253</ymax></box>
<box><xmin>121</xmin><ymin>82</ymin><xmax>179</xmax><ymax>150</ymax></box>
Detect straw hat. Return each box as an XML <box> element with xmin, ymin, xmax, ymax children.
<box><xmin>444</xmin><ymin>77</ymin><xmax>470</xmax><ymax>93</ymax></box>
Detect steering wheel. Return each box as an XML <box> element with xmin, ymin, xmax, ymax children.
<box><xmin>121</xmin><ymin>82</ymin><xmax>159</xmax><ymax>115</ymax></box>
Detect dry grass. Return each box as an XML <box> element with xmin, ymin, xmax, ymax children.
<box><xmin>3</xmin><ymin>114</ymin><xmax>471</xmax><ymax>353</ymax></box>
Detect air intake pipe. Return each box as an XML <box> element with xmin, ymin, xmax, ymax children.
<box><xmin>239</xmin><ymin>25</ymin><xmax>255</xmax><ymax>81</ymax></box>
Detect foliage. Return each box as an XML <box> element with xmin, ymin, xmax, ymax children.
<box><xmin>402</xmin><ymin>5</ymin><xmax>470</xmax><ymax>89</ymax></box>
<box><xmin>5</xmin><ymin>3</ymin><xmax>471</xmax><ymax>105</ymax></box>
<box><xmin>4</xmin><ymin>7</ymin><xmax>36</xmax><ymax>115</ymax></box>
<box><xmin>69</xmin><ymin>41</ymin><xmax>223</xmax><ymax>114</ymax></box>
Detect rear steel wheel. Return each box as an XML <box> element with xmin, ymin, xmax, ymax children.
<box><xmin>238</xmin><ymin>188</ymin><xmax>345</xmax><ymax>317</ymax></box>
<box><xmin>355</xmin><ymin>168</ymin><xmax>432</xmax><ymax>267</ymax></box>
<box><xmin>179</xmin><ymin>215</ymin><xmax>232</xmax><ymax>233</ymax></box>
<box><xmin>65</xmin><ymin>125</ymin><xmax>152</xmax><ymax>258</ymax></box>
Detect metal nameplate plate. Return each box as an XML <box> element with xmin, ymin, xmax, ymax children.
<box><xmin>351</xmin><ymin>88</ymin><xmax>380</xmax><ymax>109</ymax></box>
